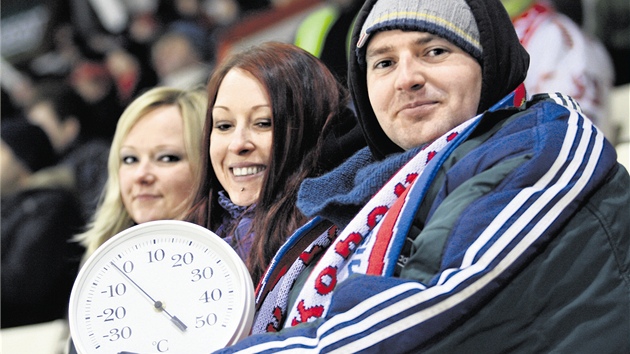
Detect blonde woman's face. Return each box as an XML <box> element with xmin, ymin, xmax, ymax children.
<box><xmin>119</xmin><ymin>105</ymin><xmax>195</xmax><ymax>223</ymax></box>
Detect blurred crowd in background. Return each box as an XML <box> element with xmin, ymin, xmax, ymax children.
<box><xmin>2</xmin><ymin>0</ymin><xmax>286</xmax><ymax>141</ymax></box>
<box><xmin>2</xmin><ymin>0</ymin><xmax>629</xmax><ymax>140</ymax></box>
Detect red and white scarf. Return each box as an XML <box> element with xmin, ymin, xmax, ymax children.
<box><xmin>251</xmin><ymin>117</ymin><xmax>477</xmax><ymax>333</ymax></box>
<box><xmin>253</xmin><ymin>86</ymin><xmax>527</xmax><ymax>334</ymax></box>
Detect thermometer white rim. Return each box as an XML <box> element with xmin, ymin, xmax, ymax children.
<box><xmin>68</xmin><ymin>220</ymin><xmax>255</xmax><ymax>353</ymax></box>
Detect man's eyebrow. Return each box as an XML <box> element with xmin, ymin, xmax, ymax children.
<box><xmin>415</xmin><ymin>33</ymin><xmax>438</xmax><ymax>45</ymax></box>
<box><xmin>366</xmin><ymin>33</ymin><xmax>440</xmax><ymax>62</ymax></box>
<box><xmin>366</xmin><ymin>44</ymin><xmax>393</xmax><ymax>62</ymax></box>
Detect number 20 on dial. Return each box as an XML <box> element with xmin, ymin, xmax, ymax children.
<box><xmin>69</xmin><ymin>220</ymin><xmax>255</xmax><ymax>353</ymax></box>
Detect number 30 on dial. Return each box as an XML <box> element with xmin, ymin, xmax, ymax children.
<box><xmin>68</xmin><ymin>220</ymin><xmax>255</xmax><ymax>353</ymax></box>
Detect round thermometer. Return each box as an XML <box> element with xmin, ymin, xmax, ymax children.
<box><xmin>69</xmin><ymin>220</ymin><xmax>254</xmax><ymax>353</ymax></box>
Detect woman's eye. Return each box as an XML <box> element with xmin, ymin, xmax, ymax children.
<box><xmin>214</xmin><ymin>122</ymin><xmax>232</xmax><ymax>131</ymax></box>
<box><xmin>158</xmin><ymin>154</ymin><xmax>182</xmax><ymax>163</ymax></box>
<box><xmin>255</xmin><ymin>119</ymin><xmax>272</xmax><ymax>128</ymax></box>
<box><xmin>121</xmin><ymin>156</ymin><xmax>137</xmax><ymax>164</ymax></box>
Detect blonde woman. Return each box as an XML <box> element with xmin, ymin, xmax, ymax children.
<box><xmin>75</xmin><ymin>86</ymin><xmax>207</xmax><ymax>259</ymax></box>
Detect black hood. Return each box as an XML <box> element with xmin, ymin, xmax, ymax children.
<box><xmin>348</xmin><ymin>0</ymin><xmax>530</xmax><ymax>160</ymax></box>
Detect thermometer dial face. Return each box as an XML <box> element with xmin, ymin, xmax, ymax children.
<box><xmin>69</xmin><ymin>220</ymin><xmax>254</xmax><ymax>353</ymax></box>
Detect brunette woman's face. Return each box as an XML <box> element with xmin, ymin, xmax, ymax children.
<box><xmin>210</xmin><ymin>68</ymin><xmax>273</xmax><ymax>206</ymax></box>
<box><xmin>119</xmin><ymin>105</ymin><xmax>195</xmax><ymax>223</ymax></box>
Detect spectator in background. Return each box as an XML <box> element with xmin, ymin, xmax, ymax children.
<box><xmin>1</xmin><ymin>57</ymin><xmax>37</xmax><ymax>111</ymax></box>
<box><xmin>501</xmin><ymin>0</ymin><xmax>615</xmax><ymax>139</ymax></box>
<box><xmin>26</xmin><ymin>81</ymin><xmax>110</xmax><ymax>220</ymax></box>
<box><xmin>169</xmin><ymin>0</ymin><xmax>239</xmax><ymax>29</ymax></box>
<box><xmin>158</xmin><ymin>0</ymin><xmax>267</xmax><ymax>25</ymax></box>
<box><xmin>69</xmin><ymin>60</ymin><xmax>125</xmax><ymax>141</ymax></box>
<box><xmin>104</xmin><ymin>47</ymin><xmax>158</xmax><ymax>107</ymax></box>
<box><xmin>550</xmin><ymin>0</ymin><xmax>629</xmax><ymax>86</ymax></box>
<box><xmin>1</xmin><ymin>118</ymin><xmax>85</xmax><ymax>328</ymax></box>
<box><xmin>28</xmin><ymin>23</ymin><xmax>85</xmax><ymax>80</ymax></box>
<box><xmin>124</xmin><ymin>9</ymin><xmax>163</xmax><ymax>70</ymax></box>
<box><xmin>150</xmin><ymin>21</ymin><xmax>213</xmax><ymax>89</ymax></box>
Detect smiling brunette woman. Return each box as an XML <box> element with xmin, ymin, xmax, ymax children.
<box><xmin>185</xmin><ymin>42</ymin><xmax>360</xmax><ymax>283</ymax></box>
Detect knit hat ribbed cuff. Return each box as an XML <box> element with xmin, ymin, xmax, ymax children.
<box><xmin>356</xmin><ymin>0</ymin><xmax>483</xmax><ymax>65</ymax></box>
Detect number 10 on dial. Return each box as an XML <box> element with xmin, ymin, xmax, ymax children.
<box><xmin>69</xmin><ymin>220</ymin><xmax>255</xmax><ymax>353</ymax></box>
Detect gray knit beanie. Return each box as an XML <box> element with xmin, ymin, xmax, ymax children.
<box><xmin>356</xmin><ymin>0</ymin><xmax>482</xmax><ymax>65</ymax></box>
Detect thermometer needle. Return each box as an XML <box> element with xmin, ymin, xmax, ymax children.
<box><xmin>110</xmin><ymin>261</ymin><xmax>188</xmax><ymax>331</ymax></box>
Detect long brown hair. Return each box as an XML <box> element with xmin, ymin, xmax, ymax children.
<box><xmin>186</xmin><ymin>42</ymin><xmax>351</xmax><ymax>283</ymax></box>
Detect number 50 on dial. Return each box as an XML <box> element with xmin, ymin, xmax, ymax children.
<box><xmin>69</xmin><ymin>220</ymin><xmax>255</xmax><ymax>353</ymax></box>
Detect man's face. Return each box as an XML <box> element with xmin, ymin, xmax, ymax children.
<box><xmin>366</xmin><ymin>30</ymin><xmax>482</xmax><ymax>150</ymax></box>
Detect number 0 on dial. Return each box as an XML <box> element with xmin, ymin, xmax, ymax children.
<box><xmin>69</xmin><ymin>220</ymin><xmax>255</xmax><ymax>353</ymax></box>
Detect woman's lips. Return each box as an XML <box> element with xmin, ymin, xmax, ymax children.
<box><xmin>134</xmin><ymin>194</ymin><xmax>159</xmax><ymax>201</ymax></box>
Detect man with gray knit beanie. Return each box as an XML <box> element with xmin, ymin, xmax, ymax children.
<box><xmin>216</xmin><ymin>0</ymin><xmax>629</xmax><ymax>352</ymax></box>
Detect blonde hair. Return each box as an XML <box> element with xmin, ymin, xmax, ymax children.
<box><xmin>75</xmin><ymin>86</ymin><xmax>207</xmax><ymax>259</ymax></box>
